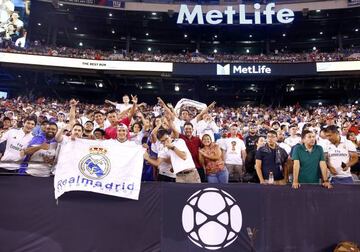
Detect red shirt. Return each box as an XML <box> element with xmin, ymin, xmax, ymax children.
<box><xmin>179</xmin><ymin>134</ymin><xmax>202</xmax><ymax>168</ymax></box>
<box><xmin>105</xmin><ymin>117</ymin><xmax>131</xmax><ymax>139</ymax></box>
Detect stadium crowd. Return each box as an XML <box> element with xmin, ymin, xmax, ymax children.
<box><xmin>0</xmin><ymin>95</ymin><xmax>359</xmax><ymax>187</ymax></box>
<box><xmin>1</xmin><ymin>40</ymin><xmax>360</xmax><ymax>63</ymax></box>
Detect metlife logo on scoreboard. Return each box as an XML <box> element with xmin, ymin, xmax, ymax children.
<box><xmin>173</xmin><ymin>63</ymin><xmax>317</xmax><ymax>76</ymax></box>
<box><xmin>217</xmin><ymin>64</ymin><xmax>271</xmax><ymax>76</ymax></box>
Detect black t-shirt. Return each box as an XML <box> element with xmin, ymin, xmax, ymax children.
<box><xmin>245</xmin><ymin>134</ymin><xmax>259</xmax><ymax>153</ymax></box>
<box><xmin>256</xmin><ymin>145</ymin><xmax>288</xmax><ymax>180</ymax></box>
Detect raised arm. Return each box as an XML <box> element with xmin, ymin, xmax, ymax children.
<box><xmin>105</xmin><ymin>99</ymin><xmax>118</xmax><ymax>107</ymax></box>
<box><xmin>195</xmin><ymin>101</ymin><xmax>216</xmax><ymax>122</ymax></box>
<box><xmin>127</xmin><ymin>95</ymin><xmax>138</xmax><ymax>120</ymax></box>
<box><xmin>157</xmin><ymin>97</ymin><xmax>176</xmax><ymax>120</ymax></box>
<box><xmin>68</xmin><ymin>99</ymin><xmax>78</xmax><ymax>128</ymax></box>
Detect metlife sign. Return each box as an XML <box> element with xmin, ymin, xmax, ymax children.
<box><xmin>173</xmin><ymin>63</ymin><xmax>316</xmax><ymax>77</ymax></box>
<box><xmin>177</xmin><ymin>3</ymin><xmax>294</xmax><ymax>25</ymax></box>
<box><xmin>217</xmin><ymin>64</ymin><xmax>271</xmax><ymax>75</ymax></box>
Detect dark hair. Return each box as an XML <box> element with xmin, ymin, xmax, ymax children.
<box><xmin>48</xmin><ymin>122</ymin><xmax>58</xmax><ymax>129</ymax></box>
<box><xmin>93</xmin><ymin>128</ymin><xmax>105</xmax><ymax>136</ymax></box>
<box><xmin>267</xmin><ymin>130</ymin><xmax>277</xmax><ymax>136</ymax></box>
<box><xmin>86</xmin><ymin>109</ymin><xmax>94</xmax><ymax>116</ymax></box>
<box><xmin>152</xmin><ymin>115</ymin><xmax>162</xmax><ymax>128</ymax></box>
<box><xmin>324</xmin><ymin>125</ymin><xmax>339</xmax><ymax>134</ymax></box>
<box><xmin>24</xmin><ymin>116</ymin><xmax>36</xmax><ymax>124</ymax></box>
<box><xmin>301</xmin><ymin>129</ymin><xmax>314</xmax><ymax>139</ymax></box>
<box><xmin>183</xmin><ymin>122</ymin><xmax>193</xmax><ymax>128</ymax></box>
<box><xmin>107</xmin><ymin>109</ymin><xmax>117</xmax><ymax>115</ymax></box>
<box><xmin>201</xmin><ymin>134</ymin><xmax>212</xmax><ymax>141</ymax></box>
<box><xmin>3</xmin><ymin>117</ymin><xmax>11</xmax><ymax>122</ymax></box>
<box><xmin>132</xmin><ymin>122</ymin><xmax>143</xmax><ymax>132</ymax></box>
<box><xmin>72</xmin><ymin>123</ymin><xmax>84</xmax><ymax>132</ymax></box>
<box><xmin>157</xmin><ymin>129</ymin><xmax>169</xmax><ymax>140</ymax></box>
<box><xmin>94</xmin><ymin>111</ymin><xmax>104</xmax><ymax>116</ymax></box>
<box><xmin>85</xmin><ymin>120</ymin><xmax>94</xmax><ymax>126</ymax></box>
<box><xmin>256</xmin><ymin>136</ymin><xmax>264</xmax><ymax>144</ymax></box>
<box><xmin>41</xmin><ymin>120</ymin><xmax>49</xmax><ymax>126</ymax></box>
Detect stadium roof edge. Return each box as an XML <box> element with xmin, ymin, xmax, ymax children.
<box><xmin>40</xmin><ymin>0</ymin><xmax>354</xmax><ymax>13</ymax></box>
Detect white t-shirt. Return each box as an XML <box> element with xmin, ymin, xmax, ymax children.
<box><xmin>158</xmin><ymin>148</ymin><xmax>176</xmax><ymax>178</ymax></box>
<box><xmin>284</xmin><ymin>136</ymin><xmax>301</xmax><ymax>147</ymax></box>
<box><xmin>279</xmin><ymin>142</ymin><xmax>291</xmax><ymax>155</ymax></box>
<box><xmin>216</xmin><ymin>138</ymin><xmax>227</xmax><ymax>150</ymax></box>
<box><xmin>116</xmin><ymin>103</ymin><xmax>132</xmax><ymax>113</ymax></box>
<box><xmin>0</xmin><ymin>129</ymin><xmax>34</xmax><ymax>170</ymax></box>
<box><xmin>324</xmin><ymin>138</ymin><xmax>357</xmax><ymax>178</ymax></box>
<box><xmin>94</xmin><ymin>120</ymin><xmax>111</xmax><ymax>130</ymax></box>
<box><xmin>222</xmin><ymin>137</ymin><xmax>246</xmax><ymax>165</ymax></box>
<box><xmin>196</xmin><ymin>120</ymin><xmax>219</xmax><ymax>141</ymax></box>
<box><xmin>161</xmin><ymin>138</ymin><xmax>195</xmax><ymax>174</ymax></box>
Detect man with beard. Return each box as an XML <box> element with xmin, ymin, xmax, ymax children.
<box><xmin>22</xmin><ymin>122</ymin><xmax>58</xmax><ymax>176</ymax></box>
<box><xmin>244</xmin><ymin>123</ymin><xmax>259</xmax><ymax>178</ymax></box>
<box><xmin>83</xmin><ymin>121</ymin><xmax>95</xmax><ymax>139</ymax></box>
<box><xmin>292</xmin><ymin>130</ymin><xmax>332</xmax><ymax>189</ymax></box>
<box><xmin>174</xmin><ymin>122</ymin><xmax>205</xmax><ymax>182</ymax></box>
<box><xmin>277</xmin><ymin>130</ymin><xmax>291</xmax><ymax>155</ymax></box>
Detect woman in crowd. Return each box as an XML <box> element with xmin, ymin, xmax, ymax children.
<box><xmin>199</xmin><ymin>134</ymin><xmax>228</xmax><ymax>183</ymax></box>
<box><xmin>347</xmin><ymin>131</ymin><xmax>360</xmax><ymax>178</ymax></box>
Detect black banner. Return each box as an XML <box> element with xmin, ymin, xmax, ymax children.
<box><xmin>173</xmin><ymin>63</ymin><xmax>317</xmax><ymax>77</ymax></box>
<box><xmin>1</xmin><ymin>176</ymin><xmax>360</xmax><ymax>252</ymax></box>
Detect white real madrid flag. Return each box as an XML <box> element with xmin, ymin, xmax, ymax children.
<box><xmin>54</xmin><ymin>138</ymin><xmax>145</xmax><ymax>200</ymax></box>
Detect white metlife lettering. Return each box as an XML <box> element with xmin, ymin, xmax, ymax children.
<box><xmin>233</xmin><ymin>65</ymin><xmax>271</xmax><ymax>74</ymax></box>
<box><xmin>177</xmin><ymin>3</ymin><xmax>294</xmax><ymax>25</ymax></box>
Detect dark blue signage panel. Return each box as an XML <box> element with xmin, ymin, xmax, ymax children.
<box><xmin>173</xmin><ymin>63</ymin><xmax>317</xmax><ymax>76</ymax></box>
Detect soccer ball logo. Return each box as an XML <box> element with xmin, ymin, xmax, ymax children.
<box><xmin>182</xmin><ymin>188</ymin><xmax>242</xmax><ymax>250</ymax></box>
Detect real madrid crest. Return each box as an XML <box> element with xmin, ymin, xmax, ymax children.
<box><xmin>79</xmin><ymin>147</ymin><xmax>111</xmax><ymax>180</ymax></box>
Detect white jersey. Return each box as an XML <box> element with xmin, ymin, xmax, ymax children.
<box><xmin>284</xmin><ymin>136</ymin><xmax>301</xmax><ymax>147</ymax></box>
<box><xmin>317</xmin><ymin>137</ymin><xmax>330</xmax><ymax>150</ymax></box>
<box><xmin>222</xmin><ymin>137</ymin><xmax>246</xmax><ymax>165</ymax></box>
<box><xmin>0</xmin><ymin>129</ymin><xmax>34</xmax><ymax>170</ymax></box>
<box><xmin>161</xmin><ymin>138</ymin><xmax>195</xmax><ymax>174</ymax></box>
<box><xmin>26</xmin><ymin>142</ymin><xmax>58</xmax><ymax>177</ymax></box>
<box><xmin>324</xmin><ymin>138</ymin><xmax>357</xmax><ymax>178</ymax></box>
